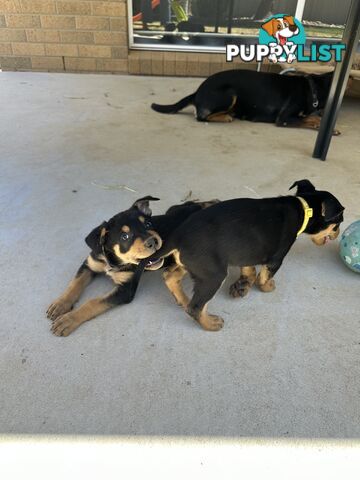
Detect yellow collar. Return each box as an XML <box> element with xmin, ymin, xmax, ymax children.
<box><xmin>296</xmin><ymin>197</ymin><xmax>313</xmax><ymax>236</ymax></box>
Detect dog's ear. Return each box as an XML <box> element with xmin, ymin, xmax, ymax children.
<box><xmin>321</xmin><ymin>197</ymin><xmax>345</xmax><ymax>222</ymax></box>
<box><xmin>85</xmin><ymin>221</ymin><xmax>108</xmax><ymax>253</ymax></box>
<box><xmin>132</xmin><ymin>196</ymin><xmax>160</xmax><ymax>216</ymax></box>
<box><xmin>261</xmin><ymin>18</ymin><xmax>276</xmax><ymax>37</ymax></box>
<box><xmin>284</xmin><ymin>15</ymin><xmax>295</xmax><ymax>26</ymax></box>
<box><xmin>289</xmin><ymin>179</ymin><xmax>316</xmax><ymax>194</ymax></box>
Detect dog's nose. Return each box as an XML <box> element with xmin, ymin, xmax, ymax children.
<box><xmin>289</xmin><ymin>25</ymin><xmax>298</xmax><ymax>32</ymax></box>
<box><xmin>144</xmin><ymin>236</ymin><xmax>158</xmax><ymax>250</ymax></box>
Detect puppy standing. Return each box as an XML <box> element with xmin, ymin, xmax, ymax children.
<box><xmin>148</xmin><ymin>180</ymin><xmax>344</xmax><ymax>331</ymax></box>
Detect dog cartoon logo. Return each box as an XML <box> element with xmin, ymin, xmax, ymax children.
<box><xmin>262</xmin><ymin>15</ymin><xmax>299</xmax><ymax>46</ymax></box>
<box><xmin>259</xmin><ymin>13</ymin><xmax>306</xmax><ymax>63</ymax></box>
<box><xmin>227</xmin><ymin>14</ymin><xmax>344</xmax><ymax>64</ymax></box>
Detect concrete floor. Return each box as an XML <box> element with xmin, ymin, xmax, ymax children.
<box><xmin>0</xmin><ymin>71</ymin><xmax>359</xmax><ymax>439</ymax></box>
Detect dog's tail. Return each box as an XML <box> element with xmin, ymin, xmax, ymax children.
<box><xmin>151</xmin><ymin>93</ymin><xmax>195</xmax><ymax>114</ymax></box>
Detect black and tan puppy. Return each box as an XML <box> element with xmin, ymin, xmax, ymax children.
<box><xmin>148</xmin><ymin>180</ymin><xmax>344</xmax><ymax>331</ymax></box>
<box><xmin>152</xmin><ymin>69</ymin><xmax>340</xmax><ymax>134</ymax></box>
<box><xmin>47</xmin><ymin>196</ymin><xmax>218</xmax><ymax>336</ymax></box>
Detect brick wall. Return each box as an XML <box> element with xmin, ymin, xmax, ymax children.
<box><xmin>0</xmin><ymin>0</ymin><xmax>256</xmax><ymax>76</ymax></box>
<box><xmin>128</xmin><ymin>50</ymin><xmax>260</xmax><ymax>77</ymax></box>
<box><xmin>0</xmin><ymin>0</ymin><xmax>128</xmax><ymax>72</ymax></box>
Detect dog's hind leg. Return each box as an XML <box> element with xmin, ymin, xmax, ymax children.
<box><xmin>187</xmin><ymin>274</ymin><xmax>226</xmax><ymax>331</ymax></box>
<box><xmin>46</xmin><ymin>260</ymin><xmax>98</xmax><ymax>320</ymax></box>
<box><xmin>196</xmin><ymin>94</ymin><xmax>237</xmax><ymax>123</ymax></box>
<box><xmin>206</xmin><ymin>112</ymin><xmax>234</xmax><ymax>123</ymax></box>
<box><xmin>229</xmin><ymin>266</ymin><xmax>257</xmax><ymax>298</ymax></box>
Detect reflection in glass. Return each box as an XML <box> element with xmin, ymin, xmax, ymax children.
<box><xmin>130</xmin><ymin>1</ymin><xmax>348</xmax><ymax>51</ymax></box>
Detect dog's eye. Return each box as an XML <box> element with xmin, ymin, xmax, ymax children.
<box><xmin>278</xmin><ymin>25</ymin><xmax>281</xmax><ymax>29</ymax></box>
<box><xmin>121</xmin><ymin>232</ymin><xmax>129</xmax><ymax>241</ymax></box>
<box><xmin>144</xmin><ymin>221</ymin><xmax>152</xmax><ymax>229</ymax></box>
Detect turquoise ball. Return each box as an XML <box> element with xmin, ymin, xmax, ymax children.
<box><xmin>340</xmin><ymin>220</ymin><xmax>360</xmax><ymax>273</ymax></box>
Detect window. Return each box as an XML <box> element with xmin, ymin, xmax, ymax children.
<box><xmin>128</xmin><ymin>0</ymin><xmax>349</xmax><ymax>52</ymax></box>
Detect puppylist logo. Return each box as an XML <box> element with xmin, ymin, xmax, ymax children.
<box><xmin>226</xmin><ymin>14</ymin><xmax>345</xmax><ymax>64</ymax></box>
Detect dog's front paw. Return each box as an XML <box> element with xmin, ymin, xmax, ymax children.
<box><xmin>46</xmin><ymin>298</ymin><xmax>73</xmax><ymax>320</ymax></box>
<box><xmin>258</xmin><ymin>278</ymin><xmax>276</xmax><ymax>293</ymax></box>
<box><xmin>199</xmin><ymin>314</ymin><xmax>224</xmax><ymax>332</ymax></box>
<box><xmin>332</xmin><ymin>129</ymin><xmax>341</xmax><ymax>136</ymax></box>
<box><xmin>51</xmin><ymin>312</ymin><xmax>79</xmax><ymax>337</ymax></box>
<box><xmin>229</xmin><ymin>276</ymin><xmax>251</xmax><ymax>298</ymax></box>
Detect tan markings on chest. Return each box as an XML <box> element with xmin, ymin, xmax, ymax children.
<box><xmin>86</xmin><ymin>255</ymin><xmax>106</xmax><ymax>273</ymax></box>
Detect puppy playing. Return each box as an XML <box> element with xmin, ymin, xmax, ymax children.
<box><xmin>47</xmin><ymin>197</ymin><xmax>218</xmax><ymax>336</ymax></box>
<box><xmin>151</xmin><ymin>69</ymin><xmax>341</xmax><ymax>134</ymax></box>
<box><xmin>148</xmin><ymin>180</ymin><xmax>344</xmax><ymax>331</ymax></box>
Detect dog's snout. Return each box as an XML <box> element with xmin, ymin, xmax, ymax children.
<box><xmin>330</xmin><ymin>228</ymin><xmax>340</xmax><ymax>240</ymax></box>
<box><xmin>145</xmin><ymin>236</ymin><xmax>158</xmax><ymax>250</ymax></box>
